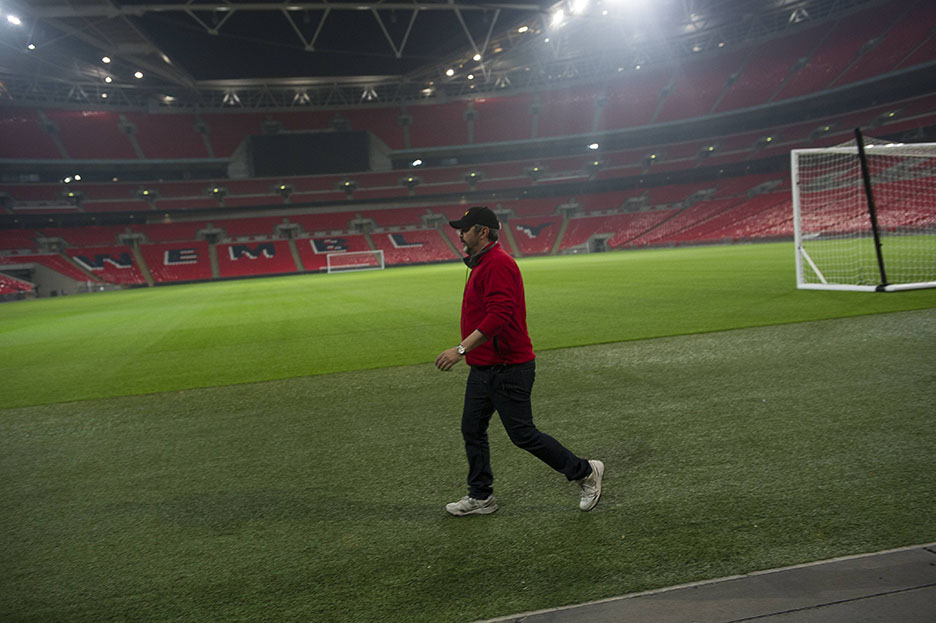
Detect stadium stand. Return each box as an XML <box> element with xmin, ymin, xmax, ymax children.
<box><xmin>0</xmin><ymin>108</ymin><xmax>62</xmax><ymax>159</ymax></box>
<box><xmin>655</xmin><ymin>47</ymin><xmax>750</xmax><ymax>123</ymax></box>
<box><xmin>830</xmin><ymin>1</ymin><xmax>936</xmax><ymax>87</ymax></box>
<box><xmin>294</xmin><ymin>234</ymin><xmax>372</xmax><ymax>272</ymax></box>
<box><xmin>774</xmin><ymin>3</ymin><xmax>900</xmax><ymax>102</ymax></box>
<box><xmin>536</xmin><ymin>86</ymin><xmax>599</xmax><ymax>138</ymax></box>
<box><xmin>408</xmin><ymin>102</ymin><xmax>469</xmax><ymax>148</ymax></box>
<box><xmin>509</xmin><ymin>215</ymin><xmax>563</xmax><ymax>255</ymax></box>
<box><xmin>64</xmin><ymin>245</ymin><xmax>145</xmax><ymax>284</ymax></box>
<box><xmin>0</xmin><ymin>253</ymin><xmax>97</xmax><ymax>282</ymax></box>
<box><xmin>0</xmin><ymin>229</ymin><xmax>39</xmax><ymax>251</ymax></box>
<box><xmin>140</xmin><ymin>241</ymin><xmax>213</xmax><ymax>283</ymax></box>
<box><xmin>0</xmin><ymin>272</ymin><xmax>35</xmax><ymax>295</ymax></box>
<box><xmin>371</xmin><ymin>230</ymin><xmax>458</xmax><ymax>265</ymax></box>
<box><xmin>216</xmin><ymin>240</ymin><xmax>298</xmax><ymax>277</ymax></box>
<box><xmin>473</xmin><ymin>93</ymin><xmax>535</xmax><ymax>143</ymax></box>
<box><xmin>42</xmin><ymin>225</ymin><xmax>130</xmax><ymax>247</ymax></box>
<box><xmin>43</xmin><ymin>110</ymin><xmax>137</xmax><ymax>160</ymax></box>
<box><xmin>123</xmin><ymin>112</ymin><xmax>208</xmax><ymax>159</ymax></box>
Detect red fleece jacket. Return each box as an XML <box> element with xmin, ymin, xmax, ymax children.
<box><xmin>461</xmin><ymin>243</ymin><xmax>536</xmax><ymax>366</ymax></box>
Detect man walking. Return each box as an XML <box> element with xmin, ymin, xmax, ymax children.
<box><xmin>435</xmin><ymin>206</ymin><xmax>604</xmax><ymax>516</ymax></box>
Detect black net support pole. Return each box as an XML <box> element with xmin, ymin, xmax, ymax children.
<box><xmin>854</xmin><ymin>127</ymin><xmax>889</xmax><ymax>290</ymax></box>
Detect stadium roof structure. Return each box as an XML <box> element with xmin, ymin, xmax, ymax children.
<box><xmin>0</xmin><ymin>0</ymin><xmax>888</xmax><ymax>109</ymax></box>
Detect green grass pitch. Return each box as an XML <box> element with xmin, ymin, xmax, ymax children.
<box><xmin>1</xmin><ymin>242</ymin><xmax>934</xmax><ymax>622</ymax></box>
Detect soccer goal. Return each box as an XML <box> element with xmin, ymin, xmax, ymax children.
<box><xmin>326</xmin><ymin>249</ymin><xmax>385</xmax><ymax>274</ymax></box>
<box><xmin>791</xmin><ymin>134</ymin><xmax>936</xmax><ymax>292</ymax></box>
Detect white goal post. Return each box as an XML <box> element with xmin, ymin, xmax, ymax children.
<box><xmin>326</xmin><ymin>249</ymin><xmax>385</xmax><ymax>274</ymax></box>
<box><xmin>791</xmin><ymin>138</ymin><xmax>936</xmax><ymax>292</ymax></box>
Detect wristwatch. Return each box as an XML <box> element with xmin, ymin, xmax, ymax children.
<box><xmin>456</xmin><ymin>344</ymin><xmax>467</xmax><ymax>356</ymax></box>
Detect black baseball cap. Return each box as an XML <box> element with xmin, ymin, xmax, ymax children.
<box><xmin>449</xmin><ymin>206</ymin><xmax>500</xmax><ymax>230</ymax></box>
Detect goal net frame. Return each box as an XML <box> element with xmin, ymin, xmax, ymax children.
<box><xmin>791</xmin><ymin>136</ymin><xmax>936</xmax><ymax>292</ymax></box>
<box><xmin>326</xmin><ymin>249</ymin><xmax>385</xmax><ymax>274</ymax></box>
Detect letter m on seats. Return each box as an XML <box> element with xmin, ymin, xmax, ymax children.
<box><xmin>74</xmin><ymin>253</ymin><xmax>134</xmax><ymax>271</ymax></box>
<box><xmin>229</xmin><ymin>243</ymin><xmax>275</xmax><ymax>260</ymax></box>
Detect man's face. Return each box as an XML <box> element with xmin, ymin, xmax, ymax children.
<box><xmin>459</xmin><ymin>225</ymin><xmax>487</xmax><ymax>256</ymax></box>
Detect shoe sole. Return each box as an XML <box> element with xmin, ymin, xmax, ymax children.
<box><xmin>580</xmin><ymin>460</ymin><xmax>604</xmax><ymax>512</ymax></box>
<box><xmin>445</xmin><ymin>505</ymin><xmax>498</xmax><ymax>516</ymax></box>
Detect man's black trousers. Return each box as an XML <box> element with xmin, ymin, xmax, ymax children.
<box><xmin>461</xmin><ymin>359</ymin><xmax>590</xmax><ymax>500</ymax></box>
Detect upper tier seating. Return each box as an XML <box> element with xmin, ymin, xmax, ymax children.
<box><xmin>0</xmin><ymin>229</ymin><xmax>39</xmax><ymax>251</ymax></box>
<box><xmin>774</xmin><ymin>3</ymin><xmax>901</xmax><ymax>101</ymax></box>
<box><xmin>123</xmin><ymin>112</ymin><xmax>209</xmax><ymax>159</ymax></box>
<box><xmin>0</xmin><ymin>108</ymin><xmax>61</xmax><ymax>159</ymax></box>
<box><xmin>831</xmin><ymin>0</ymin><xmax>936</xmax><ymax>87</ymax></box>
<box><xmin>43</xmin><ymin>110</ymin><xmax>137</xmax><ymax>160</ymax></box>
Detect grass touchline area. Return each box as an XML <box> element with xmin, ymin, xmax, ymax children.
<box><xmin>1</xmin><ymin>311</ymin><xmax>933</xmax><ymax>622</ymax></box>
<box><xmin>1</xmin><ymin>242</ymin><xmax>934</xmax><ymax>409</ymax></box>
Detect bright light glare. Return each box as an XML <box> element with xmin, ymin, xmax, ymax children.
<box><xmin>517</xmin><ymin>26</ymin><xmax>529</xmax><ymax>33</ymax></box>
<box><xmin>27</xmin><ymin>43</ymin><xmax>36</xmax><ymax>50</ymax></box>
<box><xmin>445</xmin><ymin>68</ymin><xmax>455</xmax><ymax>77</ymax></box>
<box><xmin>588</xmin><ymin>143</ymin><xmax>599</xmax><ymax>150</ymax></box>
<box><xmin>550</xmin><ymin>9</ymin><xmax>565</xmax><ymax>27</ymax></box>
<box><xmin>104</xmin><ymin>76</ymin><xmax>113</xmax><ymax>83</ymax></box>
<box><xmin>7</xmin><ymin>15</ymin><xmax>22</xmax><ymax>26</ymax></box>
<box><xmin>134</xmin><ymin>71</ymin><xmax>144</xmax><ymax>79</ymax></box>
<box><xmin>472</xmin><ymin>53</ymin><xmax>481</xmax><ymax>61</ymax></box>
<box><xmin>102</xmin><ymin>56</ymin><xmax>112</xmax><ymax>63</ymax></box>
<box><xmin>571</xmin><ymin>0</ymin><xmax>589</xmax><ymax>14</ymax></box>
<box><xmin>411</xmin><ymin>159</ymin><xmax>423</xmax><ymax>167</ymax></box>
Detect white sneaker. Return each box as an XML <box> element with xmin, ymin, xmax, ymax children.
<box><xmin>445</xmin><ymin>495</ymin><xmax>498</xmax><ymax>516</ymax></box>
<box><xmin>578</xmin><ymin>460</ymin><xmax>604</xmax><ymax>511</ymax></box>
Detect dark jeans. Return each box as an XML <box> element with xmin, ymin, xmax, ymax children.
<box><xmin>461</xmin><ymin>359</ymin><xmax>590</xmax><ymax>499</ymax></box>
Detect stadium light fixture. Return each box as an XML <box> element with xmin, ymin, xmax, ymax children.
<box><xmin>473</xmin><ymin>53</ymin><xmax>481</xmax><ymax>61</ymax></box>
<box><xmin>27</xmin><ymin>43</ymin><xmax>35</xmax><ymax>50</ymax></box>
<box><xmin>102</xmin><ymin>56</ymin><xmax>112</xmax><ymax>63</ymax></box>
<box><xmin>104</xmin><ymin>76</ymin><xmax>113</xmax><ymax>83</ymax></box>
<box><xmin>411</xmin><ymin>159</ymin><xmax>423</xmax><ymax>167</ymax></box>
<box><xmin>445</xmin><ymin>68</ymin><xmax>455</xmax><ymax>77</ymax></box>
<box><xmin>588</xmin><ymin>142</ymin><xmax>599</xmax><ymax>150</ymax></box>
<box><xmin>134</xmin><ymin>71</ymin><xmax>144</xmax><ymax>79</ymax></box>
<box><xmin>571</xmin><ymin>0</ymin><xmax>589</xmax><ymax>15</ymax></box>
<box><xmin>101</xmin><ymin>93</ymin><xmax>108</xmax><ymax>99</ymax></box>
<box><xmin>7</xmin><ymin>14</ymin><xmax>22</xmax><ymax>26</ymax></box>
<box><xmin>517</xmin><ymin>25</ymin><xmax>529</xmax><ymax>33</ymax></box>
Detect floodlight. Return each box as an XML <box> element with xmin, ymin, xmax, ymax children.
<box><xmin>27</xmin><ymin>43</ymin><xmax>35</xmax><ymax>50</ymax></box>
<box><xmin>411</xmin><ymin>159</ymin><xmax>423</xmax><ymax>167</ymax></box>
<box><xmin>134</xmin><ymin>71</ymin><xmax>144</xmax><ymax>79</ymax></box>
<box><xmin>467</xmin><ymin>74</ymin><xmax>474</xmax><ymax>80</ymax></box>
<box><xmin>101</xmin><ymin>93</ymin><xmax>109</xmax><ymax>99</ymax></box>
<box><xmin>104</xmin><ymin>76</ymin><xmax>113</xmax><ymax>83</ymax></box>
<box><xmin>445</xmin><ymin>68</ymin><xmax>455</xmax><ymax>77</ymax></box>
<box><xmin>473</xmin><ymin>53</ymin><xmax>481</xmax><ymax>61</ymax></box>
<box><xmin>74</xmin><ymin>175</ymin><xmax>82</xmax><ymax>181</ymax></box>
<box><xmin>7</xmin><ymin>15</ymin><xmax>22</xmax><ymax>26</ymax></box>
<box><xmin>102</xmin><ymin>56</ymin><xmax>111</xmax><ymax>63</ymax></box>
<box><xmin>518</xmin><ymin>26</ymin><xmax>529</xmax><ymax>33</ymax></box>
<box><xmin>571</xmin><ymin>0</ymin><xmax>589</xmax><ymax>15</ymax></box>
<box><xmin>588</xmin><ymin>142</ymin><xmax>599</xmax><ymax>150</ymax></box>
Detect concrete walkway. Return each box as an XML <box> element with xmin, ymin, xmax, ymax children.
<box><xmin>478</xmin><ymin>543</ymin><xmax>936</xmax><ymax>623</ymax></box>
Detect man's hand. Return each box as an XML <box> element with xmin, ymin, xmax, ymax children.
<box><xmin>435</xmin><ymin>347</ymin><xmax>463</xmax><ymax>372</ymax></box>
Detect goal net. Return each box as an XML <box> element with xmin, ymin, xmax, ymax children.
<box><xmin>326</xmin><ymin>249</ymin><xmax>385</xmax><ymax>274</ymax></box>
<box><xmin>791</xmin><ymin>139</ymin><xmax>936</xmax><ymax>292</ymax></box>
